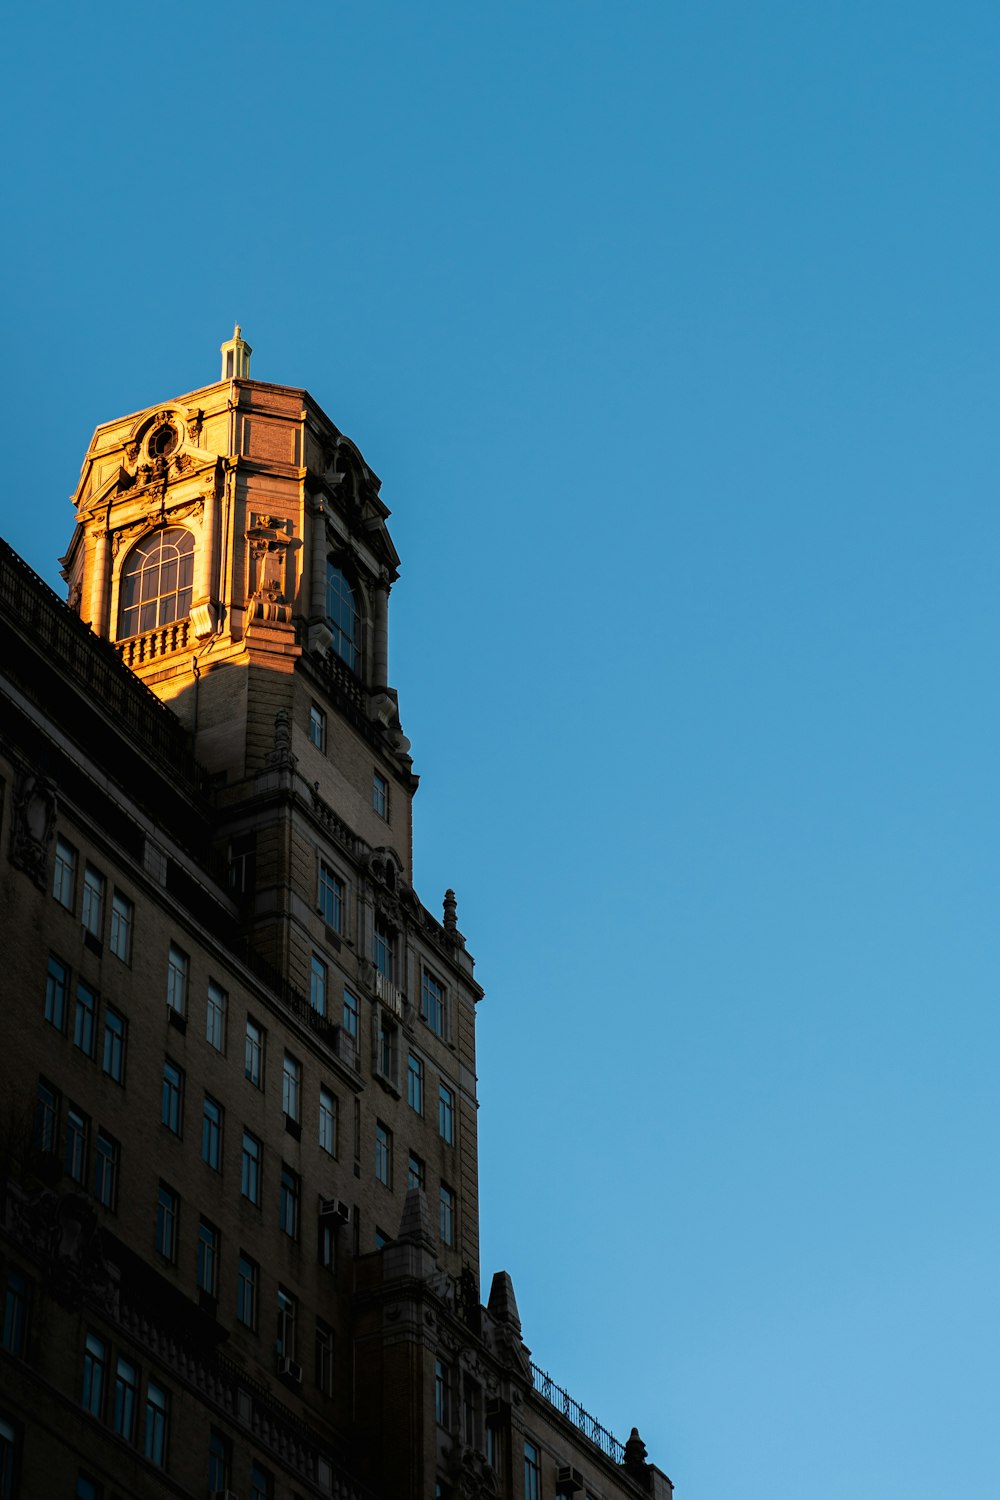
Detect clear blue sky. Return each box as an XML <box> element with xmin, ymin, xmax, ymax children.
<box><xmin>3</xmin><ymin>4</ymin><xmax>998</xmax><ymax>1496</ymax></box>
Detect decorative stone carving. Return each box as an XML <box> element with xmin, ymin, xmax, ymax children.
<box><xmin>447</xmin><ymin>1445</ymin><xmax>502</xmax><ymax>1500</ymax></box>
<box><xmin>266</xmin><ymin>709</ymin><xmax>297</xmax><ymax>770</ymax></box>
<box><xmin>10</xmin><ymin>768</ymin><xmax>56</xmax><ymax>888</ymax></box>
<box><xmin>8</xmin><ymin>1184</ymin><xmax>119</xmax><ymax>1316</ymax></box>
<box><xmin>246</xmin><ymin>516</ymin><xmax>293</xmax><ymax>624</ymax></box>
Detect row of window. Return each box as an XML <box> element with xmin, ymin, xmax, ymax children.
<box><xmin>52</xmin><ymin>840</ymin><xmax>133</xmax><ymax>959</ymax></box>
<box><xmin>81</xmin><ymin>1333</ymin><xmax>169</xmax><ymax>1467</ymax></box>
<box><xmin>44</xmin><ymin>956</ymin><xmax>127</xmax><ymax>1081</ymax></box>
<box><xmin>35</xmin><ymin>1079</ymin><xmax>120</xmax><ymax>1206</ymax></box>
<box><xmin>0</xmin><ymin>1415</ymin><xmax>278</xmax><ymax>1500</ymax></box>
<box><xmin>374</xmin><ymin>1122</ymin><xmax>457</xmax><ymax>1246</ymax></box>
<box><xmin>308</xmin><ymin>709</ymin><xmax>391</xmax><ymax>822</ymax></box>
<box><xmin>312</xmin><ymin>857</ymin><xmax>448</xmax><ymax>1038</ymax></box>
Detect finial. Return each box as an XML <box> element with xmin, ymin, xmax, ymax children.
<box><xmin>220</xmin><ymin>324</ymin><xmax>252</xmax><ymax>381</ymax></box>
<box><xmin>443</xmin><ymin>889</ymin><xmax>458</xmax><ymax>932</ymax></box>
<box><xmin>623</xmin><ymin>1428</ymin><xmax>649</xmax><ymax>1478</ymax></box>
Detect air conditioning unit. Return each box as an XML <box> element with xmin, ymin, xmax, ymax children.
<box><xmin>319</xmin><ymin>1196</ymin><xmax>351</xmax><ymax>1224</ymax></box>
<box><xmin>556</xmin><ymin>1466</ymin><xmax>584</xmax><ymax>1495</ymax></box>
<box><xmin>278</xmin><ymin>1356</ymin><xmax>303</xmax><ymax>1384</ymax></box>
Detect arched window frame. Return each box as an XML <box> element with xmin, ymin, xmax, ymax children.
<box><xmin>116</xmin><ymin>527</ymin><xmax>195</xmax><ymax>640</ymax></box>
<box><xmin>325</xmin><ymin>558</ymin><xmax>366</xmax><ymax>677</ymax></box>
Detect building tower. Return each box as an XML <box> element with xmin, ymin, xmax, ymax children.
<box><xmin>0</xmin><ymin>337</ymin><xmax>672</xmax><ymax>1500</ymax></box>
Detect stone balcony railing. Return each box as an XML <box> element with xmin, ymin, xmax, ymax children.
<box><xmin>116</xmin><ymin>618</ymin><xmax>191</xmax><ymax>668</ymax></box>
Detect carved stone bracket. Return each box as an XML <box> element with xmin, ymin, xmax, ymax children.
<box><xmin>9</xmin><ymin>767</ymin><xmax>56</xmax><ymax>888</ymax></box>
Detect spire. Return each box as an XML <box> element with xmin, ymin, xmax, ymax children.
<box><xmin>487</xmin><ymin>1270</ymin><xmax>522</xmax><ymax>1331</ymax></box>
<box><xmin>220</xmin><ymin>323</ymin><xmax>252</xmax><ymax>380</ymax></box>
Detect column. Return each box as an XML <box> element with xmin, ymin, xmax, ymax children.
<box><xmin>89</xmin><ymin>530</ymin><xmax>110</xmax><ymax>636</ymax></box>
<box><xmin>373</xmin><ymin>580</ymin><xmax>389</xmax><ymax>688</ymax></box>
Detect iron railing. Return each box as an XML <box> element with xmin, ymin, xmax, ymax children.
<box><xmin>530</xmin><ymin>1362</ymin><xmax>626</xmax><ymax>1464</ymax></box>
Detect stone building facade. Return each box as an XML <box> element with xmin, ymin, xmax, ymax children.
<box><xmin>0</xmin><ymin>332</ymin><xmax>672</xmax><ymax>1500</ymax></box>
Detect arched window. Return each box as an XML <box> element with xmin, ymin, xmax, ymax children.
<box><xmin>326</xmin><ymin>562</ymin><xmax>360</xmax><ymax>672</ymax></box>
<box><xmin>118</xmin><ymin>528</ymin><xmax>194</xmax><ymax>638</ymax></box>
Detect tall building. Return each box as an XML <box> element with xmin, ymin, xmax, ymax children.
<box><xmin>0</xmin><ymin>333</ymin><xmax>672</xmax><ymax>1500</ymax></box>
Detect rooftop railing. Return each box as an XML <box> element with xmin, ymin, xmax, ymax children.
<box><xmin>0</xmin><ymin>540</ymin><xmax>201</xmax><ymax>788</ymax></box>
<box><xmin>530</xmin><ymin>1362</ymin><xmax>626</xmax><ymax>1464</ymax></box>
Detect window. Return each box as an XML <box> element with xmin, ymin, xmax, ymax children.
<box><xmin>524</xmin><ymin>1442</ymin><xmax>541</xmax><ymax>1500</ymax></box>
<box><xmin>343</xmin><ymin>989</ymin><xmax>359</xmax><ymax>1041</ymax></box>
<box><xmin>309</xmin><ymin>703</ymin><xmax>326</xmax><ymax>750</ymax></box>
<box><xmin>318</xmin><ymin>861</ymin><xmax>344</xmax><ymax>931</ymax></box>
<box><xmin>245</xmin><ymin>1017</ymin><xmax>264</xmax><ymax>1086</ymax></box>
<box><xmin>326</xmin><ymin>562</ymin><xmax>359</xmax><ymax>672</ymax></box>
<box><xmin>144</xmin><ymin>1381</ymin><xmax>168</xmax><ymax>1467</ymax></box>
<box><xmin>112</xmin><ymin>1356</ymin><xmax>137</xmax><ymax>1441</ymax></box>
<box><xmin>485</xmin><ymin>1421</ymin><xmax>501</xmax><ymax>1474</ymax></box>
<box><xmin>75</xmin><ymin>1475</ymin><xmax>100</xmax><ymax>1500</ymax></box>
<box><xmin>282</xmin><ymin>1053</ymin><xmax>301</xmax><ymax>1122</ymax></box>
<box><xmin>94</xmin><ymin>1132</ymin><xmax>119</xmax><ymax>1210</ymax></box>
<box><xmin>237</xmin><ymin>1254</ymin><xmax>258</xmax><ymax>1329</ymax></box>
<box><xmin>372</xmin><ymin>771</ymin><xmax>388</xmax><ymax>820</ymax></box>
<box><xmin>463</xmin><ymin>1377</ymin><xmax>481</xmax><ymax>1450</ymax></box>
<box><xmin>315</xmin><ymin>1319</ymin><xmax>334</xmax><ymax>1396</ymax></box>
<box><xmin>65</xmin><ymin>1107</ymin><xmax>88</xmax><ymax>1184</ymax></box>
<box><xmin>241</xmin><ymin>1131</ymin><xmax>261</xmax><ymax>1205</ymax></box>
<box><xmin>309</xmin><ymin>954</ymin><xmax>327</xmax><ymax>1017</ymax></box>
<box><xmin>81</xmin><ymin>1333</ymin><xmax>107</xmax><ymax>1416</ymax></box>
<box><xmin>53</xmin><ymin>837</ymin><xmax>77</xmax><ymax>909</ymax></box>
<box><xmin>276</xmin><ymin>1286</ymin><xmax>296</xmax><ymax>1359</ymax></box>
<box><xmin>197</xmin><ymin>1218</ymin><xmax>219</xmax><ymax>1298</ymax></box>
<box><xmin>35</xmin><ymin>1079</ymin><xmax>58</xmax><ymax>1154</ymax></box>
<box><xmin>250</xmin><ymin>1461</ymin><xmax>273</xmax><ymax>1500</ymax></box>
<box><xmin>319</xmin><ymin>1220</ymin><xmax>336</xmax><ymax>1272</ymax></box>
<box><xmin>44</xmin><ymin>955</ymin><xmax>67</xmax><ymax>1031</ymax></box>
<box><xmin>206</xmin><ymin>981</ymin><xmax>227</xmax><ymax>1052</ymax></box>
<box><xmin>435</xmin><ymin>1359</ymin><xmax>452</xmax><ymax>1427</ymax></box>
<box><xmin>1</xmin><ymin>1271</ymin><xmax>28</xmax><ymax>1357</ymax></box>
<box><xmin>377</xmin><ymin>1014</ymin><xmax>398</xmax><ymax>1085</ymax></box>
<box><xmin>161</xmin><ymin>1061</ymin><xmax>183</xmax><ymax>1134</ymax></box>
<box><xmin>109</xmin><ymin>890</ymin><xmax>132</xmax><ymax>962</ymax></box>
<box><xmin>373</xmin><ymin>917</ymin><xmax>394</xmax><ymax>979</ymax></box>
<box><xmin>119</xmin><ymin>527</ymin><xmax>194</xmax><ymax>637</ymax></box>
<box><xmin>440</xmin><ymin>1183</ymin><xmax>455</xmax><ymax>1247</ymax></box>
<box><xmin>73</xmin><ymin>981</ymin><xmax>97</xmax><ymax>1057</ymax></box>
<box><xmin>166</xmin><ymin>944</ymin><xmax>188</xmax><ymax>1015</ymax></box>
<box><xmin>421</xmin><ymin>969</ymin><xmax>446</xmax><ymax>1036</ymax></box>
<box><xmin>208</xmin><ymin>1430</ymin><xmax>232</xmax><ymax>1492</ymax></box>
<box><xmin>156</xmin><ymin>1183</ymin><xmax>178</xmax><ymax>1262</ymax></box>
<box><xmin>439</xmin><ymin>1083</ymin><xmax>455</xmax><ymax>1145</ymax></box>
<box><xmin>279</xmin><ymin>1165</ymin><xmax>300</xmax><ymax>1239</ymax></box>
<box><xmin>228</xmin><ymin>832</ymin><xmax>255</xmax><ymax>896</ymax></box>
<box><xmin>319</xmin><ymin>1087</ymin><xmax>337</xmax><ymax>1155</ymax></box>
<box><xmin>82</xmin><ymin>865</ymin><xmax>105</xmax><ymax>938</ymax></box>
<box><xmin>102</xmin><ymin>1008</ymin><xmax>126</xmax><ymax>1084</ymax></box>
<box><xmin>408</xmin><ymin>1152</ymin><xmax>425</xmax><ymax>1192</ymax></box>
<box><xmin>375</xmin><ymin>1122</ymin><xmax>391</xmax><ymax>1187</ymax></box>
<box><xmin>202</xmin><ymin>1096</ymin><xmax>223</xmax><ymax>1171</ymax></box>
<box><xmin>407</xmin><ymin>1053</ymin><xmax>424</xmax><ymax>1114</ymax></box>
